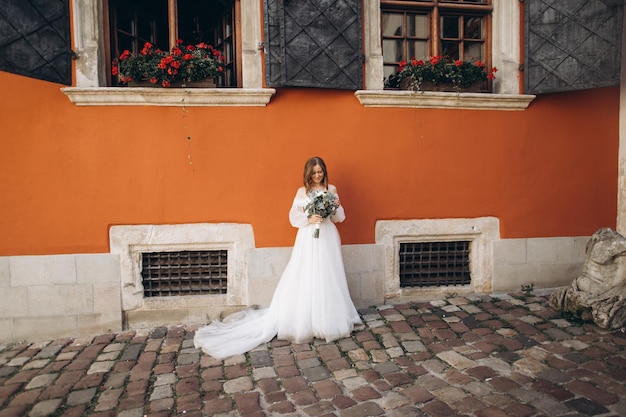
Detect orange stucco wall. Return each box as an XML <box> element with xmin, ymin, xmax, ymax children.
<box><xmin>0</xmin><ymin>71</ymin><xmax>618</xmax><ymax>255</ymax></box>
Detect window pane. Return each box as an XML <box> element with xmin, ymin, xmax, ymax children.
<box><xmin>441</xmin><ymin>41</ymin><xmax>459</xmax><ymax>59</ymax></box>
<box><xmin>382</xmin><ymin>13</ymin><xmax>404</xmax><ymax>37</ymax></box>
<box><xmin>225</xmin><ymin>17</ymin><xmax>232</xmax><ymax>37</ymax></box>
<box><xmin>136</xmin><ymin>19</ymin><xmax>157</xmax><ymax>46</ymax></box>
<box><xmin>225</xmin><ymin>67</ymin><xmax>234</xmax><ymax>87</ymax></box>
<box><xmin>177</xmin><ymin>0</ymin><xmax>224</xmax><ymax>45</ymax></box>
<box><xmin>384</xmin><ymin>64</ymin><xmax>397</xmax><ymax>79</ymax></box>
<box><xmin>383</xmin><ymin>39</ymin><xmax>403</xmax><ymax>62</ymax></box>
<box><xmin>464</xmin><ymin>42</ymin><xmax>482</xmax><ymax>61</ymax></box>
<box><xmin>224</xmin><ymin>40</ymin><xmax>232</xmax><ymax>62</ymax></box>
<box><xmin>441</xmin><ymin>16</ymin><xmax>459</xmax><ymax>39</ymax></box>
<box><xmin>112</xmin><ymin>0</ymin><xmax>168</xmax><ymax>52</ymax></box>
<box><xmin>407</xmin><ymin>14</ymin><xmax>428</xmax><ymax>38</ymax></box>
<box><xmin>408</xmin><ymin>40</ymin><xmax>428</xmax><ymax>59</ymax></box>
<box><xmin>465</xmin><ymin>16</ymin><xmax>482</xmax><ymax>39</ymax></box>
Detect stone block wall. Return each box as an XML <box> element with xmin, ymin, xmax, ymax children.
<box><xmin>0</xmin><ymin>254</ymin><xmax>122</xmax><ymax>343</ymax></box>
<box><xmin>246</xmin><ymin>244</ymin><xmax>386</xmax><ymax>310</ymax></box>
<box><xmin>492</xmin><ymin>237</ymin><xmax>588</xmax><ymax>292</ymax></box>
<box><xmin>0</xmin><ymin>227</ymin><xmax>590</xmax><ymax>344</ymax></box>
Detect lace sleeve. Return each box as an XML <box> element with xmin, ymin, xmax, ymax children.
<box><xmin>330</xmin><ymin>185</ymin><xmax>345</xmax><ymax>223</ymax></box>
<box><xmin>331</xmin><ymin>203</ymin><xmax>345</xmax><ymax>223</ymax></box>
<box><xmin>289</xmin><ymin>188</ymin><xmax>310</xmax><ymax>228</ymax></box>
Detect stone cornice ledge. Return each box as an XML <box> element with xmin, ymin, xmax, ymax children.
<box><xmin>61</xmin><ymin>87</ymin><xmax>276</xmax><ymax>107</ymax></box>
<box><xmin>355</xmin><ymin>90</ymin><xmax>536</xmax><ymax>111</ymax></box>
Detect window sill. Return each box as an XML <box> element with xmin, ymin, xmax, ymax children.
<box><xmin>354</xmin><ymin>90</ymin><xmax>536</xmax><ymax>111</ymax></box>
<box><xmin>61</xmin><ymin>87</ymin><xmax>276</xmax><ymax>107</ymax></box>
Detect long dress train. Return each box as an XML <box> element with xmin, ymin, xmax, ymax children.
<box><xmin>193</xmin><ymin>188</ymin><xmax>362</xmax><ymax>359</ymax></box>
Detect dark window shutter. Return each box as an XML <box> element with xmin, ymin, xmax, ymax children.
<box><xmin>264</xmin><ymin>0</ymin><xmax>363</xmax><ymax>90</ymax></box>
<box><xmin>0</xmin><ymin>0</ymin><xmax>72</xmax><ymax>85</ymax></box>
<box><xmin>524</xmin><ymin>0</ymin><xmax>622</xmax><ymax>94</ymax></box>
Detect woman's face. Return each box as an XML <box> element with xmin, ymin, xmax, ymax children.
<box><xmin>311</xmin><ymin>164</ymin><xmax>325</xmax><ymax>186</ymax></box>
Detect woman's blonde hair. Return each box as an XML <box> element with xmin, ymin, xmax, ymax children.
<box><xmin>303</xmin><ymin>156</ymin><xmax>328</xmax><ymax>193</ymax></box>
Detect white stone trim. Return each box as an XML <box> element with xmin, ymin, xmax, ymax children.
<box><xmin>491</xmin><ymin>0</ymin><xmax>523</xmax><ymax>95</ymax></box>
<box><xmin>241</xmin><ymin>0</ymin><xmax>264</xmax><ymax>89</ymax></box>
<box><xmin>109</xmin><ymin>223</ymin><xmax>255</xmax><ymax>312</ymax></box>
<box><xmin>71</xmin><ymin>0</ymin><xmax>106</xmax><ymax>88</ymax></box>
<box><xmin>375</xmin><ymin>218</ymin><xmax>500</xmax><ymax>300</ymax></box>
<box><xmin>363</xmin><ymin>0</ymin><xmax>384</xmax><ymax>90</ymax></box>
<box><xmin>354</xmin><ymin>90</ymin><xmax>535</xmax><ymax>110</ymax></box>
<box><xmin>62</xmin><ymin>87</ymin><xmax>275</xmax><ymax>106</ymax></box>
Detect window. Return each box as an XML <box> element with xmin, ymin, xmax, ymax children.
<box><xmin>381</xmin><ymin>0</ymin><xmax>492</xmax><ymax>87</ymax></box>
<box><xmin>399</xmin><ymin>241</ymin><xmax>471</xmax><ymax>287</ymax></box>
<box><xmin>141</xmin><ymin>250</ymin><xmax>228</xmax><ymax>297</ymax></box>
<box><xmin>105</xmin><ymin>0</ymin><xmax>240</xmax><ymax>87</ymax></box>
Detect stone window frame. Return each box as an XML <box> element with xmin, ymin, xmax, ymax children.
<box><xmin>376</xmin><ymin>217</ymin><xmax>500</xmax><ymax>301</ymax></box>
<box><xmin>62</xmin><ymin>0</ymin><xmax>533</xmax><ymax>111</ymax></box>
<box><xmin>109</xmin><ymin>223</ymin><xmax>254</xmax><ymax>314</ymax></box>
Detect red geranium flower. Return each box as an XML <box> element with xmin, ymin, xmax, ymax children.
<box><xmin>393</xmin><ymin>55</ymin><xmax>496</xmax><ymax>91</ymax></box>
<box><xmin>140</xmin><ymin>42</ymin><xmax>153</xmax><ymax>55</ymax></box>
<box><xmin>114</xmin><ymin>39</ymin><xmax>224</xmax><ymax>87</ymax></box>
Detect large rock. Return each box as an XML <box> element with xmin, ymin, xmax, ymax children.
<box><xmin>549</xmin><ymin>228</ymin><xmax>626</xmax><ymax>330</ymax></box>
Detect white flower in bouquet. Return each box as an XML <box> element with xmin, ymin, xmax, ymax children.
<box><xmin>305</xmin><ymin>190</ymin><xmax>339</xmax><ymax>238</ymax></box>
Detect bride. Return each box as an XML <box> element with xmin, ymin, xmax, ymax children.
<box><xmin>194</xmin><ymin>156</ymin><xmax>362</xmax><ymax>359</ymax></box>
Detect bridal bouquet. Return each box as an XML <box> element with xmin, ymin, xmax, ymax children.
<box><xmin>305</xmin><ymin>190</ymin><xmax>339</xmax><ymax>238</ymax></box>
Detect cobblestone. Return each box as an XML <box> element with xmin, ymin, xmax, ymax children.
<box><xmin>0</xmin><ymin>292</ymin><xmax>624</xmax><ymax>416</ymax></box>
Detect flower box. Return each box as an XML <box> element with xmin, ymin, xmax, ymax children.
<box><xmin>400</xmin><ymin>79</ymin><xmax>483</xmax><ymax>93</ymax></box>
<box><xmin>128</xmin><ymin>78</ymin><xmax>217</xmax><ymax>88</ymax></box>
<box><xmin>387</xmin><ymin>56</ymin><xmax>497</xmax><ymax>93</ymax></box>
<box><xmin>112</xmin><ymin>40</ymin><xmax>224</xmax><ymax>88</ymax></box>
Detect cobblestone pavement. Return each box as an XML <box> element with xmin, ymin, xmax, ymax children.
<box><xmin>1</xmin><ymin>291</ymin><xmax>625</xmax><ymax>417</ymax></box>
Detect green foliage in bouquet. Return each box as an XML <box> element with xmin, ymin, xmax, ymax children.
<box><xmin>305</xmin><ymin>191</ymin><xmax>339</xmax><ymax>238</ymax></box>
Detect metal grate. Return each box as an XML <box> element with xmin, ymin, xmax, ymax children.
<box><xmin>399</xmin><ymin>241</ymin><xmax>471</xmax><ymax>287</ymax></box>
<box><xmin>141</xmin><ymin>250</ymin><xmax>228</xmax><ymax>297</ymax></box>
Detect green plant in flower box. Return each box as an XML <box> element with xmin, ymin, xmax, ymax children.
<box><xmin>112</xmin><ymin>39</ymin><xmax>224</xmax><ymax>87</ymax></box>
<box><xmin>386</xmin><ymin>55</ymin><xmax>497</xmax><ymax>92</ymax></box>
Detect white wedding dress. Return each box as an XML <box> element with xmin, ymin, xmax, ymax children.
<box><xmin>194</xmin><ymin>186</ymin><xmax>362</xmax><ymax>359</ymax></box>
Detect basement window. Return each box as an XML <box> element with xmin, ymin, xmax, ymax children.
<box><xmin>141</xmin><ymin>250</ymin><xmax>228</xmax><ymax>297</ymax></box>
<box><xmin>399</xmin><ymin>241</ymin><xmax>471</xmax><ymax>287</ymax></box>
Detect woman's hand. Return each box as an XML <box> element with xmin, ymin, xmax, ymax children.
<box><xmin>308</xmin><ymin>214</ymin><xmax>323</xmax><ymax>224</ymax></box>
